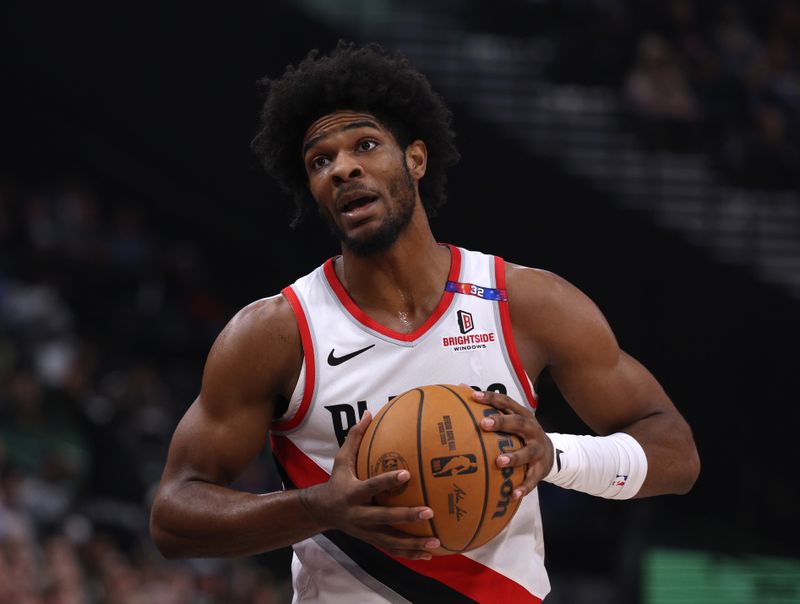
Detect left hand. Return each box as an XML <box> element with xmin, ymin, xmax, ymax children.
<box><xmin>473</xmin><ymin>390</ymin><xmax>554</xmax><ymax>500</ymax></box>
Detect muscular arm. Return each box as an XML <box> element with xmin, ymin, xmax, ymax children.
<box><xmin>505</xmin><ymin>264</ymin><xmax>700</xmax><ymax>497</ymax></box>
<box><xmin>149</xmin><ymin>295</ymin><xmax>313</xmax><ymax>557</ymax></box>
<box><xmin>150</xmin><ymin>295</ymin><xmax>438</xmax><ymax>559</ymax></box>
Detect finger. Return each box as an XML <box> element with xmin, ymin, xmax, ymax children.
<box><xmin>337</xmin><ymin>411</ymin><xmax>373</xmax><ymax>461</ymax></box>
<box><xmin>495</xmin><ymin>432</ymin><xmax>549</xmax><ymax>469</ymax></box>
<box><xmin>365</xmin><ymin>528</ymin><xmax>440</xmax><ymax>554</ymax></box>
<box><xmin>481</xmin><ymin>412</ymin><xmax>538</xmax><ymax>437</ymax></box>
<box><xmin>390</xmin><ymin>549</ymin><xmax>434</xmax><ymax>561</ymax></box>
<box><xmin>473</xmin><ymin>390</ymin><xmax>534</xmax><ymax>417</ymax></box>
<box><xmin>496</xmin><ymin>444</ymin><xmax>539</xmax><ymax>469</ymax></box>
<box><xmin>357</xmin><ymin>501</ymin><xmax>434</xmax><ymax>526</ymax></box>
<box><xmin>356</xmin><ymin>467</ymin><xmax>414</xmax><ymax>496</ymax></box>
<box><xmin>512</xmin><ymin>464</ymin><xmax>540</xmax><ymax>500</ymax></box>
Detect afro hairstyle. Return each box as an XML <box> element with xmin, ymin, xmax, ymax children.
<box><xmin>251</xmin><ymin>41</ymin><xmax>460</xmax><ymax>226</ymax></box>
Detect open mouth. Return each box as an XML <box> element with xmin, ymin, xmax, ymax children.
<box><xmin>341</xmin><ymin>195</ymin><xmax>378</xmax><ymax>213</ymax></box>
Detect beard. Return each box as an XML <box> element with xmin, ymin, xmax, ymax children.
<box><xmin>321</xmin><ymin>162</ymin><xmax>417</xmax><ymax>257</ymax></box>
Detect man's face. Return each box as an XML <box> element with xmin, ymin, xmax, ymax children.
<box><xmin>302</xmin><ymin>111</ymin><xmax>420</xmax><ymax>256</ymax></box>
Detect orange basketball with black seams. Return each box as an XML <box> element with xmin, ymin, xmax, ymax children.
<box><xmin>356</xmin><ymin>384</ymin><xmax>526</xmax><ymax>556</ymax></box>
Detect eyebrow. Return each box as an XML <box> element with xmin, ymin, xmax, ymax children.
<box><xmin>302</xmin><ymin>119</ymin><xmax>381</xmax><ymax>156</ymax></box>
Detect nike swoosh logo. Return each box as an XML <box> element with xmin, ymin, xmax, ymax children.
<box><xmin>555</xmin><ymin>448</ymin><xmax>564</xmax><ymax>473</ymax></box>
<box><xmin>327</xmin><ymin>344</ymin><xmax>376</xmax><ymax>366</ymax></box>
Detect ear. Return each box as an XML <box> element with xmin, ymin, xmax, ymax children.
<box><xmin>405</xmin><ymin>140</ymin><xmax>427</xmax><ymax>180</ymax></box>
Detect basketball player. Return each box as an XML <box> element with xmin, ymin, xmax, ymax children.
<box><xmin>150</xmin><ymin>42</ymin><xmax>699</xmax><ymax>603</ymax></box>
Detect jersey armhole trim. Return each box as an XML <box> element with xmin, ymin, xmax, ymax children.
<box><xmin>272</xmin><ymin>286</ymin><xmax>316</xmax><ymax>431</ymax></box>
<box><xmin>494</xmin><ymin>256</ymin><xmax>538</xmax><ymax>409</ymax></box>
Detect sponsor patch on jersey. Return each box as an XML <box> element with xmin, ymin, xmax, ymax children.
<box><xmin>457</xmin><ymin>310</ymin><xmax>474</xmax><ymax>334</ymax></box>
<box><xmin>441</xmin><ymin>331</ymin><xmax>497</xmax><ymax>352</ymax></box>
<box><xmin>441</xmin><ymin>309</ymin><xmax>497</xmax><ymax>352</ymax></box>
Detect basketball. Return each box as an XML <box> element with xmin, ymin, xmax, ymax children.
<box><xmin>356</xmin><ymin>384</ymin><xmax>526</xmax><ymax>556</ymax></box>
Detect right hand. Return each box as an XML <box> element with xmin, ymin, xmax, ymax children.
<box><xmin>300</xmin><ymin>412</ymin><xmax>440</xmax><ymax>560</ymax></box>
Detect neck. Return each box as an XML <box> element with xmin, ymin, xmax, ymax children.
<box><xmin>335</xmin><ymin>206</ymin><xmax>451</xmax><ymax>332</ymax></box>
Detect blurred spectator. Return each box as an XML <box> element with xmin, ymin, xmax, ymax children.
<box><xmin>108</xmin><ymin>206</ymin><xmax>151</xmax><ymax>274</ymax></box>
<box><xmin>55</xmin><ymin>186</ymin><xmax>102</xmax><ymax>266</ymax></box>
<box><xmin>0</xmin><ymin>370</ymin><xmax>89</xmax><ymax>530</ymax></box>
<box><xmin>715</xmin><ymin>3</ymin><xmax>760</xmax><ymax>79</ymax></box>
<box><xmin>625</xmin><ymin>33</ymin><xmax>701</xmax><ymax>151</ymax></box>
<box><xmin>24</xmin><ymin>194</ymin><xmax>61</xmax><ymax>255</ymax></box>
<box><xmin>728</xmin><ymin>101</ymin><xmax>800</xmax><ymax>189</ymax></box>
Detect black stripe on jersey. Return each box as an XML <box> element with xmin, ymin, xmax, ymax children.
<box><xmin>323</xmin><ymin>529</ymin><xmax>478</xmax><ymax>604</ymax></box>
<box><xmin>277</xmin><ymin>463</ymin><xmax>477</xmax><ymax>603</ymax></box>
<box><xmin>273</xmin><ymin>454</ymin><xmax>293</xmax><ymax>490</ymax></box>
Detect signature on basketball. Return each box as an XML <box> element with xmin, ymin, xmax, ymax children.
<box><xmin>447</xmin><ymin>484</ymin><xmax>467</xmax><ymax>521</ymax></box>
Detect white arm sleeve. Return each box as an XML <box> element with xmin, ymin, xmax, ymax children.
<box><xmin>542</xmin><ymin>432</ymin><xmax>648</xmax><ymax>500</ymax></box>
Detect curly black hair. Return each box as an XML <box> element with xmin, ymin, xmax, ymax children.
<box><xmin>251</xmin><ymin>41</ymin><xmax>460</xmax><ymax>226</ymax></box>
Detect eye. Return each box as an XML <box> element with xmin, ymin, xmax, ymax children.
<box><xmin>358</xmin><ymin>139</ymin><xmax>378</xmax><ymax>152</ymax></box>
<box><xmin>310</xmin><ymin>156</ymin><xmax>330</xmax><ymax>170</ymax></box>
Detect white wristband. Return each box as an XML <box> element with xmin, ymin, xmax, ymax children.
<box><xmin>542</xmin><ymin>432</ymin><xmax>648</xmax><ymax>500</ymax></box>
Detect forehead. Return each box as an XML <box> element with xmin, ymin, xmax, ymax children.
<box><xmin>302</xmin><ymin>111</ymin><xmax>388</xmax><ymax>153</ymax></box>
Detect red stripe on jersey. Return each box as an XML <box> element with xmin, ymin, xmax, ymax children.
<box><xmin>271</xmin><ymin>434</ymin><xmax>330</xmax><ymax>486</ymax></box>
<box><xmin>494</xmin><ymin>256</ymin><xmax>538</xmax><ymax>409</ymax></box>
<box><xmin>398</xmin><ymin>556</ymin><xmax>542</xmax><ymax>603</ymax></box>
<box><xmin>323</xmin><ymin>244</ymin><xmax>462</xmax><ymax>342</ymax></box>
<box><xmin>273</xmin><ymin>286</ymin><xmax>316</xmax><ymax>431</ymax></box>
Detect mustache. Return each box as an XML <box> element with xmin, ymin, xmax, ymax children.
<box><xmin>335</xmin><ymin>185</ymin><xmax>380</xmax><ymax>203</ymax></box>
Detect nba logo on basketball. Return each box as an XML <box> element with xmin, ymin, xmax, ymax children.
<box><xmin>457</xmin><ymin>310</ymin><xmax>474</xmax><ymax>334</ymax></box>
<box><xmin>430</xmin><ymin>454</ymin><xmax>478</xmax><ymax>477</ymax></box>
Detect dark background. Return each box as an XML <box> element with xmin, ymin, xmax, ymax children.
<box><xmin>2</xmin><ymin>1</ymin><xmax>798</xmax><ymax>603</ymax></box>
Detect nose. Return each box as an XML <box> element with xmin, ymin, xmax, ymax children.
<box><xmin>330</xmin><ymin>153</ymin><xmax>363</xmax><ymax>184</ymax></box>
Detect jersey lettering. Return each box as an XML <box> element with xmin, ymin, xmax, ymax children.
<box><xmin>470</xmin><ymin>383</ymin><xmax>507</xmax><ymax>395</ymax></box>
<box><xmin>325</xmin><ymin>383</ymin><xmax>508</xmax><ymax>447</ymax></box>
<box><xmin>324</xmin><ymin>400</ymin><xmax>367</xmax><ymax>446</ymax></box>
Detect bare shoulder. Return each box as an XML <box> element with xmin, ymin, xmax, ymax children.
<box><xmin>504</xmin><ymin>262</ymin><xmax>577</xmax><ymax>306</ymax></box>
<box><xmin>212</xmin><ymin>293</ymin><xmax>299</xmax><ymax>355</ymax></box>
<box><xmin>503</xmin><ymin>261</ymin><xmax>618</xmax><ymax>367</ymax></box>
<box><xmin>201</xmin><ymin>293</ymin><xmax>302</xmax><ymax>413</ymax></box>
<box><xmin>504</xmin><ymin>262</ymin><xmax>599</xmax><ymax>321</ymax></box>
<box><xmin>156</xmin><ymin>294</ymin><xmax>301</xmax><ymax>490</ymax></box>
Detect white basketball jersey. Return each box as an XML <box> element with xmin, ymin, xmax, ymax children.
<box><xmin>272</xmin><ymin>245</ymin><xmax>550</xmax><ymax>603</ymax></box>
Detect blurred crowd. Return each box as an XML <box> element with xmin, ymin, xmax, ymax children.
<box><xmin>0</xmin><ymin>182</ymin><xmax>289</xmax><ymax>603</ymax></box>
<box><xmin>622</xmin><ymin>0</ymin><xmax>800</xmax><ymax>189</ymax></box>
<box><xmin>534</xmin><ymin>0</ymin><xmax>800</xmax><ymax>190</ymax></box>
